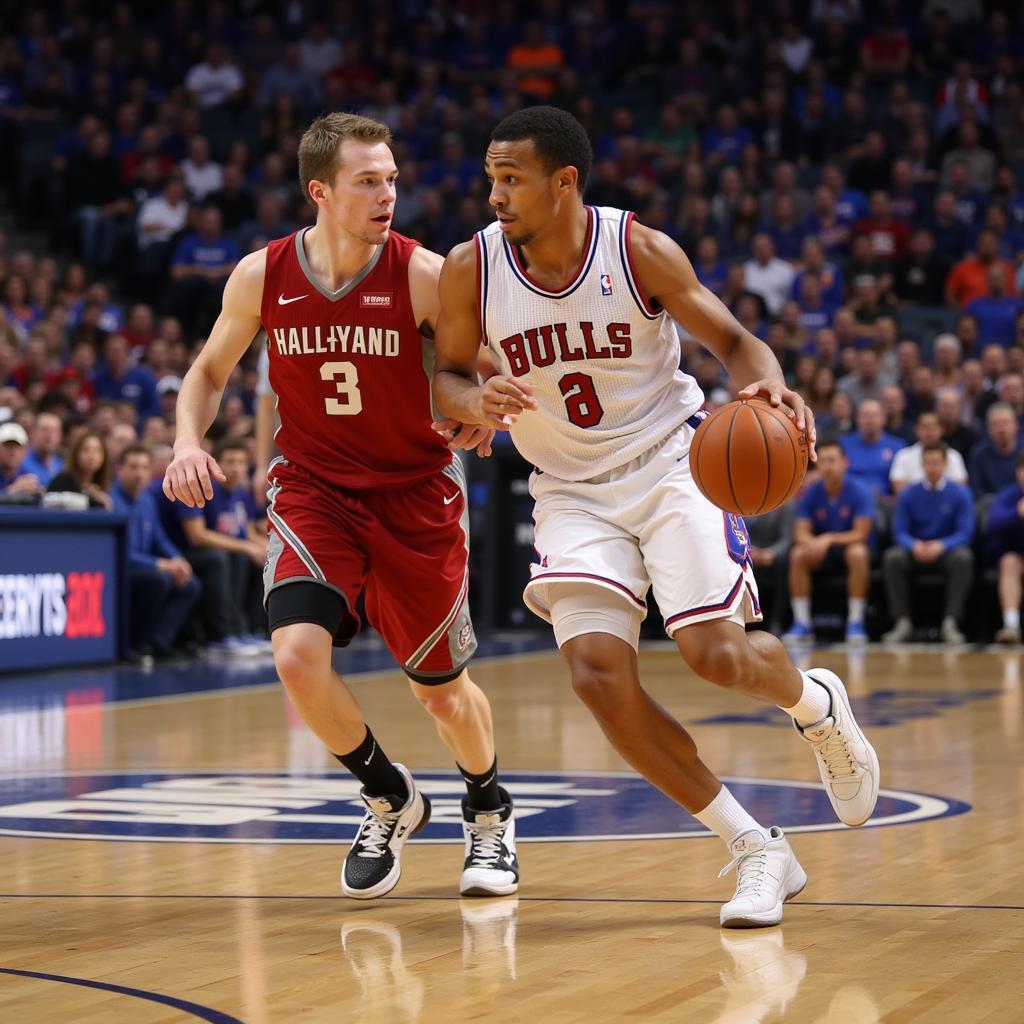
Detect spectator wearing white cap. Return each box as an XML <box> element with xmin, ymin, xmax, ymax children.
<box><xmin>0</xmin><ymin>422</ymin><xmax>43</xmax><ymax>495</ymax></box>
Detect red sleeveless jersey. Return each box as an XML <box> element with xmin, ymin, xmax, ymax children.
<box><xmin>260</xmin><ymin>229</ymin><xmax>450</xmax><ymax>489</ymax></box>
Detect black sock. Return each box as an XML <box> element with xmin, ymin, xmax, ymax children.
<box><xmin>335</xmin><ymin>727</ymin><xmax>408</xmax><ymax>801</ymax></box>
<box><xmin>458</xmin><ymin>757</ymin><xmax>502</xmax><ymax>810</ymax></box>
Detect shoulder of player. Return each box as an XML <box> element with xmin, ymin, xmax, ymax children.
<box><xmin>223</xmin><ymin>248</ymin><xmax>267</xmax><ymax>313</ymax></box>
<box><xmin>625</xmin><ymin>220</ymin><xmax>697</xmax><ymax>295</ymax></box>
<box><xmin>442</xmin><ymin>239</ymin><xmax>478</xmax><ymax>274</ymax></box>
<box><xmin>408</xmin><ymin>244</ymin><xmax>444</xmax><ymax>284</ymax></box>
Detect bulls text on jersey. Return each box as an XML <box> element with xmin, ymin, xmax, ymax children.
<box><xmin>498</xmin><ymin>321</ymin><xmax>632</xmax><ymax>377</ymax></box>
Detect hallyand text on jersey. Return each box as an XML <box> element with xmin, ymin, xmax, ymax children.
<box><xmin>498</xmin><ymin>321</ymin><xmax>633</xmax><ymax>377</ymax></box>
<box><xmin>270</xmin><ymin>324</ymin><xmax>401</xmax><ymax>358</ymax></box>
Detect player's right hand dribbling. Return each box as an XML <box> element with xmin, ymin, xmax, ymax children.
<box><xmin>476</xmin><ymin>376</ymin><xmax>539</xmax><ymax>429</ymax></box>
<box><xmin>163</xmin><ymin>444</ymin><xmax>227</xmax><ymax>508</ymax></box>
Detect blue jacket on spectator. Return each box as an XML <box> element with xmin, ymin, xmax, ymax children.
<box><xmin>111</xmin><ymin>480</ymin><xmax>184</xmax><ymax>570</ymax></box>
<box><xmin>842</xmin><ymin>431</ymin><xmax>906</xmax><ymax>496</ymax></box>
<box><xmin>893</xmin><ymin>480</ymin><xmax>974</xmax><ymax>551</ymax></box>
<box><xmin>92</xmin><ymin>364</ymin><xmax>160</xmax><ymax>419</ymax></box>
<box><xmin>986</xmin><ymin>481</ymin><xmax>1024</xmax><ymax>559</ymax></box>
<box><xmin>19</xmin><ymin>450</ymin><xmax>64</xmax><ymax>487</ymax></box>
<box><xmin>964</xmin><ymin>294</ymin><xmax>1024</xmax><ymax>347</ymax></box>
<box><xmin>968</xmin><ymin>438</ymin><xmax>1024</xmax><ymax>498</ymax></box>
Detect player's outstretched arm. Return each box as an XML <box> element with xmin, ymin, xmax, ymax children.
<box><xmin>164</xmin><ymin>250</ymin><xmax>266</xmax><ymax>508</ymax></box>
<box><xmin>433</xmin><ymin>240</ymin><xmax>537</xmax><ymax>431</ymax></box>
<box><xmin>630</xmin><ymin>222</ymin><xmax>816</xmax><ymax>459</ymax></box>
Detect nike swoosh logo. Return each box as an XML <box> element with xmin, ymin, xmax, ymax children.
<box><xmin>363</xmin><ymin>740</ymin><xmax>376</xmax><ymax>766</ymax></box>
<box><xmin>443</xmin><ymin>493</ymin><xmax>459</xmax><ymax>505</ymax></box>
<box><xmin>278</xmin><ymin>293</ymin><xmax>309</xmax><ymax>305</ymax></box>
<box><xmin>397</xmin><ymin>824</ymin><xmax>408</xmax><ymax>837</ymax></box>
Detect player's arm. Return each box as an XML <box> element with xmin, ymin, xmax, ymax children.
<box><xmin>433</xmin><ymin>241</ymin><xmax>538</xmax><ymax>430</ymax></box>
<box><xmin>164</xmin><ymin>250</ymin><xmax>266</xmax><ymax>508</ymax></box>
<box><xmin>629</xmin><ymin>222</ymin><xmax>816</xmax><ymax>459</ymax></box>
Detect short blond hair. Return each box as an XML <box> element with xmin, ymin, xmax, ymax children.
<box><xmin>297</xmin><ymin>112</ymin><xmax>393</xmax><ymax>207</ymax></box>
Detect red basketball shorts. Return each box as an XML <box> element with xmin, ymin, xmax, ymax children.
<box><xmin>263</xmin><ymin>456</ymin><xmax>476</xmax><ymax>680</ymax></box>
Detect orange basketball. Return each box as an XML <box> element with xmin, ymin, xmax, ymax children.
<box><xmin>688</xmin><ymin>398</ymin><xmax>809</xmax><ymax>516</ymax></box>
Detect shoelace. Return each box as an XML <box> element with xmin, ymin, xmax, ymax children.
<box><xmin>468</xmin><ymin>821</ymin><xmax>507</xmax><ymax>867</ymax></box>
<box><xmin>354</xmin><ymin>811</ymin><xmax>396</xmax><ymax>859</ymax></box>
<box><xmin>718</xmin><ymin>847</ymin><xmax>769</xmax><ymax>897</ymax></box>
<box><xmin>815</xmin><ymin>726</ymin><xmax>857</xmax><ymax>780</ymax></box>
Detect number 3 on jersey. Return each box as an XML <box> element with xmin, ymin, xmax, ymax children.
<box><xmin>320</xmin><ymin>361</ymin><xmax>363</xmax><ymax>416</ymax></box>
<box><xmin>559</xmin><ymin>372</ymin><xmax>604</xmax><ymax>428</ymax></box>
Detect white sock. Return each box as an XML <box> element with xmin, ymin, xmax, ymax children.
<box><xmin>694</xmin><ymin>785</ymin><xmax>765</xmax><ymax>846</ymax></box>
<box><xmin>848</xmin><ymin>597</ymin><xmax>866</xmax><ymax>624</ymax></box>
<box><xmin>791</xmin><ymin>596</ymin><xmax>811</xmax><ymax>627</ymax></box>
<box><xmin>1004</xmin><ymin>608</ymin><xmax>1020</xmax><ymax>630</ymax></box>
<box><xmin>781</xmin><ymin>671</ymin><xmax>832</xmax><ymax>727</ymax></box>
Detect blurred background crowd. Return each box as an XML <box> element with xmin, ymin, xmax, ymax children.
<box><xmin>2</xmin><ymin>0</ymin><xmax>1024</xmax><ymax>655</ymax></box>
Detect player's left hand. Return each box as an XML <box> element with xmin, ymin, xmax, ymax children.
<box><xmin>738</xmin><ymin>379</ymin><xmax>817</xmax><ymax>463</ymax></box>
<box><xmin>432</xmin><ymin>418</ymin><xmax>495</xmax><ymax>458</ymax></box>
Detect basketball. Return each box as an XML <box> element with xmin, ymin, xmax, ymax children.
<box><xmin>688</xmin><ymin>398</ymin><xmax>809</xmax><ymax>516</ymax></box>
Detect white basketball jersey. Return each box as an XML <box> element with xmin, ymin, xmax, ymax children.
<box><xmin>477</xmin><ymin>205</ymin><xmax>704</xmax><ymax>481</ymax></box>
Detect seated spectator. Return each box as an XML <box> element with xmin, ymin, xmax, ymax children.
<box><xmin>792</xmin><ymin>236</ymin><xmax>844</xmax><ymax>308</ymax></box>
<box><xmin>987</xmin><ymin>452</ymin><xmax>1024</xmax><ymax>643</ymax></box>
<box><xmin>743</xmin><ymin>234</ymin><xmax>794</xmax><ymax>317</ymax></box>
<box><xmin>692</xmin><ymin>235</ymin><xmax>728</xmax><ymax>295</ymax></box>
<box><xmin>208</xmin><ymin>164</ymin><xmax>256</xmax><ymax>233</ymax></box>
<box><xmin>802</xmin><ymin>186</ymin><xmax>853</xmax><ymax>258</ymax></box>
<box><xmin>110</xmin><ymin>444</ymin><xmax>201</xmax><ymax>658</ymax></box>
<box><xmin>18</xmin><ymin>410</ymin><xmax>64</xmax><ymax>486</ymax></box>
<box><xmin>135</xmin><ymin>173</ymin><xmax>189</xmax><ymax>281</ymax></box>
<box><xmin>168</xmin><ymin>207</ymin><xmax>239</xmax><ymax>337</ymax></box>
<box><xmin>905</xmin><ymin>364</ymin><xmax>938</xmax><ymax>422</ymax></box>
<box><xmin>941</xmin><ymin>123</ymin><xmax>997</xmax><ymax>193</ymax></box>
<box><xmin>184</xmin><ymin>43</ymin><xmax>244</xmax><ymax>109</ymax></box>
<box><xmin>784</xmin><ymin>439</ymin><xmax>874</xmax><ymax>644</ymax></box>
<box><xmin>92</xmin><ymin>333</ymin><xmax>159</xmax><ymax>421</ymax></box>
<box><xmin>765</xmin><ymin>194</ymin><xmax>807</xmax><ymax>261</ymax></box>
<box><xmin>46</xmin><ymin>429</ymin><xmax>112</xmax><ymax>509</ymax></box>
<box><xmin>880</xmin><ymin>383</ymin><xmax>916</xmax><ymax>444</ymax></box>
<box><xmin>965</xmin><ymin>265</ymin><xmax>1024</xmax><ymax>347</ymax></box>
<box><xmin>236</xmin><ymin>194</ymin><xmax>294</xmax><ymax>254</ymax></box>
<box><xmin>893</xmin><ymin>229</ymin><xmax>950</xmax><ymax>306</ymax></box>
<box><xmin>701</xmin><ymin>104</ymin><xmax>752</xmax><ymax>168</ymax></box>
<box><xmin>890</xmin><ymin>410</ymin><xmax>969</xmax><ymax>493</ymax></box>
<box><xmin>882</xmin><ymin>443</ymin><xmax>974</xmax><ymax>644</ymax></box>
<box><xmin>181</xmin><ymin>136</ymin><xmax>223</xmax><ymax>204</ymax></box>
<box><xmin>945</xmin><ymin>230</ymin><xmax>1018</xmax><ymax>308</ymax></box>
<box><xmin>164</xmin><ymin>440</ymin><xmax>269</xmax><ymax>652</ymax></box>
<box><xmin>853</xmin><ymin>190</ymin><xmax>910</xmax><ymax>264</ymax></box>
<box><xmin>969</xmin><ymin>403</ymin><xmax>1024</xmax><ymax>498</ymax></box>
<box><xmin>837</xmin><ymin>344</ymin><xmax>894</xmax><ymax>408</ymax></box>
<box><xmin>257</xmin><ymin>42</ymin><xmax>323</xmax><ymax>114</ymax></box>
<box><xmin>842</xmin><ymin>397</ymin><xmax>907</xmax><ymax>497</ymax></box>
<box><xmin>0</xmin><ymin>421</ymin><xmax>43</xmax><ymax>497</ymax></box>
<box><xmin>935</xmin><ymin>386</ymin><xmax>979</xmax><ymax>460</ymax></box>
<box><xmin>930</xmin><ymin>190</ymin><xmax>972</xmax><ymax>265</ymax></box>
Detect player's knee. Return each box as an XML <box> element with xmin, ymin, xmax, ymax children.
<box><xmin>274</xmin><ymin>640</ymin><xmax>326</xmax><ymax>704</ymax></box>
<box><xmin>417</xmin><ymin>684</ymin><xmax>463</xmax><ymax>725</ymax></box>
<box><xmin>684</xmin><ymin>636</ymin><xmax>748</xmax><ymax>689</ymax></box>
<box><xmin>567</xmin><ymin>656</ymin><xmax>632</xmax><ymax>714</ymax></box>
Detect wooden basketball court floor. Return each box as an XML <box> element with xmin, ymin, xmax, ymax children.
<box><xmin>1</xmin><ymin>639</ymin><xmax>1022</xmax><ymax>1023</ymax></box>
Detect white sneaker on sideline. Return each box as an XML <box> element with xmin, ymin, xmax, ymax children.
<box><xmin>795</xmin><ymin>668</ymin><xmax>880</xmax><ymax>826</ymax></box>
<box><xmin>719</xmin><ymin>827</ymin><xmax>807</xmax><ymax>928</ymax></box>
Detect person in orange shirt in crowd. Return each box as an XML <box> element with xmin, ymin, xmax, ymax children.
<box><xmin>506</xmin><ymin>22</ymin><xmax>564</xmax><ymax>101</ymax></box>
<box><xmin>945</xmin><ymin>229</ymin><xmax>1018</xmax><ymax>307</ymax></box>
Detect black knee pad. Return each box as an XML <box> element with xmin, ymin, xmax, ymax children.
<box><xmin>266</xmin><ymin>581</ymin><xmax>359</xmax><ymax>647</ymax></box>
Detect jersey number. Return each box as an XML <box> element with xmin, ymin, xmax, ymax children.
<box><xmin>320</xmin><ymin>361</ymin><xmax>363</xmax><ymax>416</ymax></box>
<box><xmin>559</xmin><ymin>372</ymin><xmax>604</xmax><ymax>428</ymax></box>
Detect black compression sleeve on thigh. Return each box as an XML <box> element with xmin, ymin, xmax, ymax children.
<box><xmin>267</xmin><ymin>581</ymin><xmax>346</xmax><ymax>642</ymax></box>
<box><xmin>405</xmin><ymin>664</ymin><xmax>466</xmax><ymax>686</ymax></box>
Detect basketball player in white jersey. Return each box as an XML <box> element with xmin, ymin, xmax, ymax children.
<box><xmin>434</xmin><ymin>107</ymin><xmax>879</xmax><ymax>928</ymax></box>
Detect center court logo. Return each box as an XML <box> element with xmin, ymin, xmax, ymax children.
<box><xmin>0</xmin><ymin>771</ymin><xmax>968</xmax><ymax>844</ymax></box>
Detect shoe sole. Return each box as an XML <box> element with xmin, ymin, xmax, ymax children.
<box><xmin>808</xmin><ymin>668</ymin><xmax>880</xmax><ymax>827</ymax></box>
<box><xmin>460</xmin><ymin>878</ymin><xmax>520</xmax><ymax>898</ymax></box>
<box><xmin>720</xmin><ymin>863</ymin><xmax>808</xmax><ymax>929</ymax></box>
<box><xmin>342</xmin><ymin>794</ymin><xmax>432</xmax><ymax>900</ymax></box>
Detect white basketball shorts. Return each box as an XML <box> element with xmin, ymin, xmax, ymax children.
<box><xmin>524</xmin><ymin>416</ymin><xmax>762</xmax><ymax>647</ymax></box>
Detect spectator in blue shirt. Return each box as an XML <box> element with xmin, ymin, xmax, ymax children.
<box><xmin>842</xmin><ymin>398</ymin><xmax>907</xmax><ymax>496</ymax></box>
<box><xmin>170</xmin><ymin>440</ymin><xmax>269</xmax><ymax>653</ymax></box>
<box><xmin>964</xmin><ymin>264</ymin><xmax>1024</xmax><ymax>347</ymax></box>
<box><xmin>701</xmin><ymin>105</ymin><xmax>752</xmax><ymax>167</ymax></box>
<box><xmin>794</xmin><ymin>273</ymin><xmax>836</xmax><ymax>335</ymax></box>
<box><xmin>784</xmin><ymin>439</ymin><xmax>875</xmax><ymax>645</ymax></box>
<box><xmin>92</xmin><ymin>334</ymin><xmax>159</xmax><ymax>420</ymax></box>
<box><xmin>110</xmin><ymin>444</ymin><xmax>201</xmax><ymax>658</ymax></box>
<box><xmin>168</xmin><ymin>206</ymin><xmax>240</xmax><ymax>337</ymax></box>
<box><xmin>882</xmin><ymin>443</ymin><xmax>975</xmax><ymax>645</ymax></box>
<box><xmin>693</xmin><ymin>235</ymin><xmax>729</xmax><ymax>296</ymax></box>
<box><xmin>18</xmin><ymin>411</ymin><xmax>64</xmax><ymax>486</ymax></box>
<box><xmin>987</xmin><ymin>451</ymin><xmax>1024</xmax><ymax>643</ymax></box>
<box><xmin>968</xmin><ymin>403</ymin><xmax>1024</xmax><ymax>498</ymax></box>
<box><xmin>0</xmin><ymin>422</ymin><xmax>43</xmax><ymax>497</ymax></box>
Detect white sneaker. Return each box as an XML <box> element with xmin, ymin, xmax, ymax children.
<box><xmin>719</xmin><ymin>827</ymin><xmax>807</xmax><ymax>928</ymax></box>
<box><xmin>882</xmin><ymin>618</ymin><xmax>912</xmax><ymax>644</ymax></box>
<box><xmin>795</xmin><ymin>668</ymin><xmax>880</xmax><ymax>826</ymax></box>
<box><xmin>342</xmin><ymin>764</ymin><xmax>431</xmax><ymax>899</ymax></box>
<box><xmin>941</xmin><ymin>617</ymin><xmax>965</xmax><ymax>645</ymax></box>
<box><xmin>460</xmin><ymin>787</ymin><xmax>519</xmax><ymax>896</ymax></box>
<box><xmin>996</xmin><ymin>625</ymin><xmax>1021</xmax><ymax>644</ymax></box>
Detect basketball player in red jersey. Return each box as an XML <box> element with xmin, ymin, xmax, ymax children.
<box><xmin>434</xmin><ymin>107</ymin><xmax>879</xmax><ymax>927</ymax></box>
<box><xmin>163</xmin><ymin>113</ymin><xmax>518</xmax><ymax>901</ymax></box>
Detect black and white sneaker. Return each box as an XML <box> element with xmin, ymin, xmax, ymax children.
<box><xmin>342</xmin><ymin>764</ymin><xmax>431</xmax><ymax>900</ymax></box>
<box><xmin>459</xmin><ymin>787</ymin><xmax>519</xmax><ymax>897</ymax></box>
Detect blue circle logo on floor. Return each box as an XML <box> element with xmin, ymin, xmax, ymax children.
<box><xmin>0</xmin><ymin>770</ymin><xmax>968</xmax><ymax>844</ymax></box>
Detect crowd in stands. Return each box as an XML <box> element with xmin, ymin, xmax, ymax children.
<box><xmin>2</xmin><ymin>1</ymin><xmax>1024</xmax><ymax>651</ymax></box>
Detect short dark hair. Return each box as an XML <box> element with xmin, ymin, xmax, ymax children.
<box><xmin>816</xmin><ymin>437</ymin><xmax>845</xmax><ymax>457</ymax></box>
<box><xmin>490</xmin><ymin>106</ymin><xmax>593</xmax><ymax>193</ymax></box>
<box><xmin>216</xmin><ymin>438</ymin><xmax>249</xmax><ymax>460</ymax></box>
<box><xmin>119</xmin><ymin>443</ymin><xmax>151</xmax><ymax>465</ymax></box>
<box><xmin>921</xmin><ymin>441</ymin><xmax>948</xmax><ymax>459</ymax></box>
